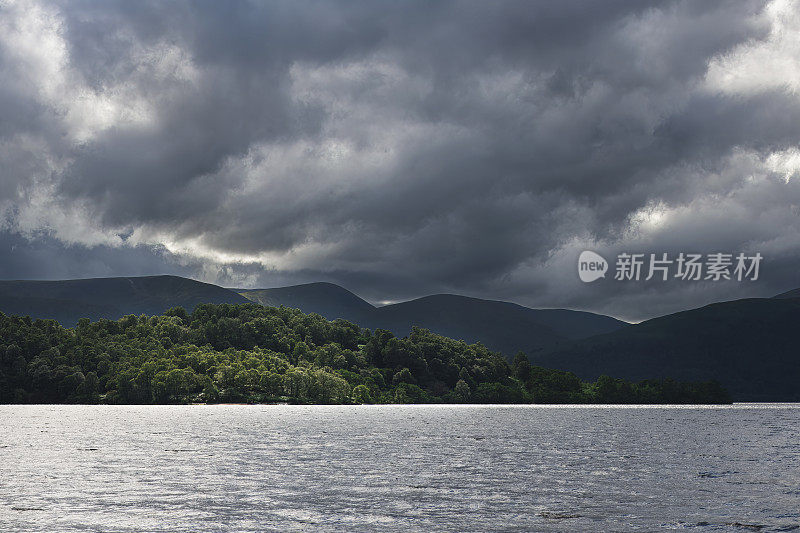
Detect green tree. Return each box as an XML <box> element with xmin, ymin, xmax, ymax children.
<box><xmin>351</xmin><ymin>384</ymin><xmax>373</xmax><ymax>404</ymax></box>
<box><xmin>512</xmin><ymin>352</ymin><xmax>531</xmax><ymax>381</ymax></box>
<box><xmin>454</xmin><ymin>379</ymin><xmax>472</xmax><ymax>402</ymax></box>
<box><xmin>392</xmin><ymin>368</ymin><xmax>415</xmax><ymax>386</ymax></box>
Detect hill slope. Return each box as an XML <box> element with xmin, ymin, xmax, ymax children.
<box><xmin>372</xmin><ymin>294</ymin><xmax>566</xmax><ymax>355</ymax></box>
<box><xmin>773</xmin><ymin>287</ymin><xmax>800</xmax><ymax>299</ymax></box>
<box><xmin>0</xmin><ymin>275</ymin><xmax>249</xmax><ymax>326</ymax></box>
<box><xmin>239</xmin><ymin>282</ymin><xmax>376</xmax><ymax>325</ymax></box>
<box><xmin>532</xmin><ymin>297</ymin><xmax>800</xmax><ymax>401</ymax></box>
<box><xmin>378</xmin><ymin>295</ymin><xmax>625</xmax><ymax>340</ymax></box>
<box><xmin>238</xmin><ymin>284</ymin><xmax>627</xmax><ymax>357</ymax></box>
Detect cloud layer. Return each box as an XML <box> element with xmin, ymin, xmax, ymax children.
<box><xmin>1</xmin><ymin>0</ymin><xmax>800</xmax><ymax>320</ymax></box>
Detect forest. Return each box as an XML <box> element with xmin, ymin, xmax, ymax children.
<box><xmin>0</xmin><ymin>303</ymin><xmax>731</xmax><ymax>404</ymax></box>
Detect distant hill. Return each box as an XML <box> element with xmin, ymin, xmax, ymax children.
<box><xmin>240</xmin><ymin>282</ymin><xmax>377</xmax><ymax>325</ymax></box>
<box><xmin>371</xmin><ymin>294</ymin><xmax>625</xmax><ymax>355</ymax></box>
<box><xmin>773</xmin><ymin>287</ymin><xmax>800</xmax><ymax>299</ymax></box>
<box><xmin>0</xmin><ymin>277</ymin><xmax>626</xmax><ymax>354</ymax></box>
<box><xmin>238</xmin><ymin>283</ymin><xmax>627</xmax><ymax>357</ymax></box>
<box><xmin>532</xmin><ymin>297</ymin><xmax>800</xmax><ymax>401</ymax></box>
<box><xmin>0</xmin><ymin>275</ymin><xmax>249</xmax><ymax>326</ymax></box>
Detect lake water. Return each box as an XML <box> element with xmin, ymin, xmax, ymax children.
<box><xmin>0</xmin><ymin>405</ymin><xmax>798</xmax><ymax>532</ymax></box>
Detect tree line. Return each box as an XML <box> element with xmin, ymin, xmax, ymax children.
<box><xmin>0</xmin><ymin>303</ymin><xmax>731</xmax><ymax>404</ymax></box>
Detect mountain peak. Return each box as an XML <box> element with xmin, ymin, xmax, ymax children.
<box><xmin>238</xmin><ymin>282</ymin><xmax>376</xmax><ymax>321</ymax></box>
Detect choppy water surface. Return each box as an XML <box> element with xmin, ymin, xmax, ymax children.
<box><xmin>1</xmin><ymin>404</ymin><xmax>798</xmax><ymax>532</ymax></box>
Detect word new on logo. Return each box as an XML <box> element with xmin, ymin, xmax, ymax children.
<box><xmin>578</xmin><ymin>251</ymin><xmax>608</xmax><ymax>282</ymax></box>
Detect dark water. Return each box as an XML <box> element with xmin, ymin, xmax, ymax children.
<box><xmin>0</xmin><ymin>405</ymin><xmax>798</xmax><ymax>532</ymax></box>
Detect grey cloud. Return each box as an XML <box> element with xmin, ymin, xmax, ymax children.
<box><xmin>0</xmin><ymin>230</ymin><xmax>187</xmax><ymax>281</ymax></box>
<box><xmin>1</xmin><ymin>0</ymin><xmax>798</xmax><ymax>320</ymax></box>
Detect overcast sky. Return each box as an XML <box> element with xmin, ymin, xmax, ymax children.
<box><xmin>1</xmin><ymin>0</ymin><xmax>800</xmax><ymax>321</ymax></box>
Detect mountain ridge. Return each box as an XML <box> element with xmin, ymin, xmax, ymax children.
<box><xmin>772</xmin><ymin>287</ymin><xmax>800</xmax><ymax>299</ymax></box>
<box><xmin>0</xmin><ymin>276</ymin><xmax>626</xmax><ymax>358</ymax></box>
<box><xmin>0</xmin><ymin>275</ymin><xmax>249</xmax><ymax>326</ymax></box>
<box><xmin>532</xmin><ymin>296</ymin><xmax>800</xmax><ymax>401</ymax></box>
<box><xmin>238</xmin><ymin>282</ymin><xmax>628</xmax><ymax>356</ymax></box>
<box><xmin>2</xmin><ymin>275</ymin><xmax>799</xmax><ymax>400</ymax></box>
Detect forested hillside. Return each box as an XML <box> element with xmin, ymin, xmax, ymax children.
<box><xmin>0</xmin><ymin>304</ymin><xmax>728</xmax><ymax>405</ymax></box>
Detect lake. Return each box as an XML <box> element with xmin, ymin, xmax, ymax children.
<box><xmin>1</xmin><ymin>404</ymin><xmax>798</xmax><ymax>532</ymax></box>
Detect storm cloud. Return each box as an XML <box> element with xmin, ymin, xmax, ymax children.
<box><xmin>1</xmin><ymin>0</ymin><xmax>800</xmax><ymax>320</ymax></box>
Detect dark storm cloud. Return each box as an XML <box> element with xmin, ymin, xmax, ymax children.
<box><xmin>1</xmin><ymin>0</ymin><xmax>798</xmax><ymax>320</ymax></box>
<box><xmin>0</xmin><ymin>230</ymin><xmax>188</xmax><ymax>281</ymax></box>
